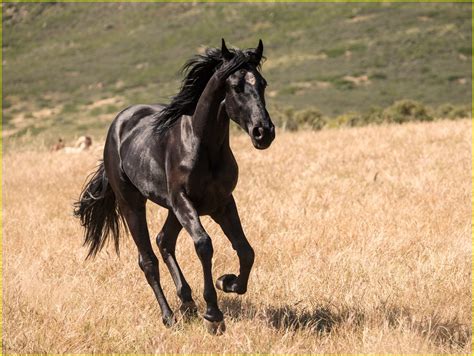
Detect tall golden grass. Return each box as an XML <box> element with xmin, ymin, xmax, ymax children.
<box><xmin>3</xmin><ymin>119</ymin><xmax>471</xmax><ymax>354</ymax></box>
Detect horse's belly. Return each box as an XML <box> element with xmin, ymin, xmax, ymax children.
<box><xmin>122</xmin><ymin>153</ymin><xmax>170</xmax><ymax>207</ymax></box>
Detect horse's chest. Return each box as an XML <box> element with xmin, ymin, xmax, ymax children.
<box><xmin>188</xmin><ymin>156</ymin><xmax>238</xmax><ymax>213</ymax></box>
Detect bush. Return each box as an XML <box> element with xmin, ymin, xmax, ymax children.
<box><xmin>293</xmin><ymin>108</ymin><xmax>326</xmax><ymax>130</ymax></box>
<box><xmin>327</xmin><ymin>107</ymin><xmax>385</xmax><ymax>128</ymax></box>
<box><xmin>382</xmin><ymin>100</ymin><xmax>432</xmax><ymax>124</ymax></box>
<box><xmin>271</xmin><ymin>106</ymin><xmax>298</xmax><ymax>131</ymax></box>
<box><xmin>326</xmin><ymin>112</ymin><xmax>363</xmax><ymax>128</ymax></box>
<box><xmin>269</xmin><ymin>100</ymin><xmax>468</xmax><ymax>132</ymax></box>
<box><xmin>362</xmin><ymin>106</ymin><xmax>385</xmax><ymax>125</ymax></box>
<box><xmin>436</xmin><ymin>104</ymin><xmax>471</xmax><ymax>120</ymax></box>
<box><xmin>270</xmin><ymin>106</ymin><xmax>326</xmax><ymax>131</ymax></box>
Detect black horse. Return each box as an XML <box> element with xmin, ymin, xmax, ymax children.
<box><xmin>74</xmin><ymin>39</ymin><xmax>275</xmax><ymax>335</ymax></box>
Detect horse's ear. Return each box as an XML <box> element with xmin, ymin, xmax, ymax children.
<box><xmin>221</xmin><ymin>38</ymin><xmax>233</xmax><ymax>60</ymax></box>
<box><xmin>255</xmin><ymin>39</ymin><xmax>264</xmax><ymax>63</ymax></box>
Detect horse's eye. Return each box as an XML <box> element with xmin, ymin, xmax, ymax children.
<box><xmin>230</xmin><ymin>82</ymin><xmax>243</xmax><ymax>91</ymax></box>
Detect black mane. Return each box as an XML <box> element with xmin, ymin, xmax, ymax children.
<box><xmin>152</xmin><ymin>45</ymin><xmax>264</xmax><ymax>134</ymax></box>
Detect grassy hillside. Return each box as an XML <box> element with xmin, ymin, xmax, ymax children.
<box><xmin>3</xmin><ymin>2</ymin><xmax>472</xmax><ymax>145</ymax></box>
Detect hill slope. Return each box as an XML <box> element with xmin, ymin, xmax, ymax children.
<box><xmin>3</xmin><ymin>2</ymin><xmax>472</xmax><ymax>144</ymax></box>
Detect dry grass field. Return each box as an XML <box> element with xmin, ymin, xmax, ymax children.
<box><xmin>3</xmin><ymin>119</ymin><xmax>471</xmax><ymax>354</ymax></box>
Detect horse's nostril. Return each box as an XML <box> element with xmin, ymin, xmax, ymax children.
<box><xmin>252</xmin><ymin>127</ymin><xmax>264</xmax><ymax>140</ymax></box>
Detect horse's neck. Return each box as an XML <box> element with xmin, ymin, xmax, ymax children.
<box><xmin>187</xmin><ymin>72</ymin><xmax>231</xmax><ymax>156</ymax></box>
<box><xmin>191</xmin><ymin>100</ymin><xmax>230</xmax><ymax>150</ymax></box>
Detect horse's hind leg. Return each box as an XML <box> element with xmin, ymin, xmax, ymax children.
<box><xmin>119</xmin><ymin>199</ymin><xmax>175</xmax><ymax>327</ymax></box>
<box><xmin>211</xmin><ymin>196</ymin><xmax>255</xmax><ymax>295</ymax></box>
<box><xmin>156</xmin><ymin>210</ymin><xmax>197</xmax><ymax>318</ymax></box>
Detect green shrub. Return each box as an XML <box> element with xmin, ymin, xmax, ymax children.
<box><xmin>382</xmin><ymin>100</ymin><xmax>432</xmax><ymax>124</ymax></box>
<box><xmin>271</xmin><ymin>100</ymin><xmax>468</xmax><ymax>132</ymax></box>
<box><xmin>449</xmin><ymin>105</ymin><xmax>471</xmax><ymax>119</ymax></box>
<box><xmin>327</xmin><ymin>113</ymin><xmax>363</xmax><ymax>128</ymax></box>
<box><xmin>362</xmin><ymin>106</ymin><xmax>385</xmax><ymax>125</ymax></box>
<box><xmin>436</xmin><ymin>104</ymin><xmax>471</xmax><ymax>120</ymax></box>
<box><xmin>271</xmin><ymin>106</ymin><xmax>298</xmax><ymax>131</ymax></box>
<box><xmin>294</xmin><ymin>108</ymin><xmax>326</xmax><ymax>130</ymax></box>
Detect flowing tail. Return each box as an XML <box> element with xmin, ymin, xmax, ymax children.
<box><xmin>73</xmin><ymin>162</ymin><xmax>124</xmax><ymax>258</ymax></box>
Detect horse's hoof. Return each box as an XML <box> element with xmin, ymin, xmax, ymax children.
<box><xmin>203</xmin><ymin>318</ymin><xmax>226</xmax><ymax>335</ymax></box>
<box><xmin>216</xmin><ymin>274</ymin><xmax>237</xmax><ymax>292</ymax></box>
<box><xmin>162</xmin><ymin>314</ymin><xmax>177</xmax><ymax>328</ymax></box>
<box><xmin>179</xmin><ymin>301</ymin><xmax>198</xmax><ymax>320</ymax></box>
<box><xmin>216</xmin><ymin>274</ymin><xmax>245</xmax><ymax>294</ymax></box>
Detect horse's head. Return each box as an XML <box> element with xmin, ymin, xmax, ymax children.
<box><xmin>221</xmin><ymin>39</ymin><xmax>275</xmax><ymax>150</ymax></box>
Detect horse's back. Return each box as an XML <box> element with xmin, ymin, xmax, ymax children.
<box><xmin>109</xmin><ymin>104</ymin><xmax>163</xmax><ymax>139</ymax></box>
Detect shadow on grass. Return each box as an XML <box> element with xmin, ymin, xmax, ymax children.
<box><xmin>220</xmin><ymin>296</ymin><xmax>362</xmax><ymax>334</ymax></box>
<box><xmin>382</xmin><ymin>304</ymin><xmax>471</xmax><ymax>350</ymax></box>
<box><xmin>220</xmin><ymin>296</ymin><xmax>471</xmax><ymax>349</ymax></box>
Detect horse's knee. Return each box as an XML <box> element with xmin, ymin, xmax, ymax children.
<box><xmin>194</xmin><ymin>235</ymin><xmax>213</xmax><ymax>261</ymax></box>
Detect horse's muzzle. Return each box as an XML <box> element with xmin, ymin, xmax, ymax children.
<box><xmin>250</xmin><ymin>123</ymin><xmax>275</xmax><ymax>149</ymax></box>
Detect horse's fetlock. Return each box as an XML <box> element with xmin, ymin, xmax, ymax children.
<box><xmin>234</xmin><ymin>285</ymin><xmax>247</xmax><ymax>295</ymax></box>
<box><xmin>238</xmin><ymin>245</ymin><xmax>255</xmax><ymax>267</ymax></box>
<box><xmin>177</xmin><ymin>284</ymin><xmax>192</xmax><ymax>301</ymax></box>
<box><xmin>203</xmin><ymin>305</ymin><xmax>223</xmax><ymax>322</ymax></box>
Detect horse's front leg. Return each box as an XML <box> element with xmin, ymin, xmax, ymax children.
<box><xmin>211</xmin><ymin>196</ymin><xmax>255</xmax><ymax>295</ymax></box>
<box><xmin>171</xmin><ymin>191</ymin><xmax>225</xmax><ymax>335</ymax></box>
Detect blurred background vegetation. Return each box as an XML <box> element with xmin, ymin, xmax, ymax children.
<box><xmin>3</xmin><ymin>2</ymin><xmax>472</xmax><ymax>148</ymax></box>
